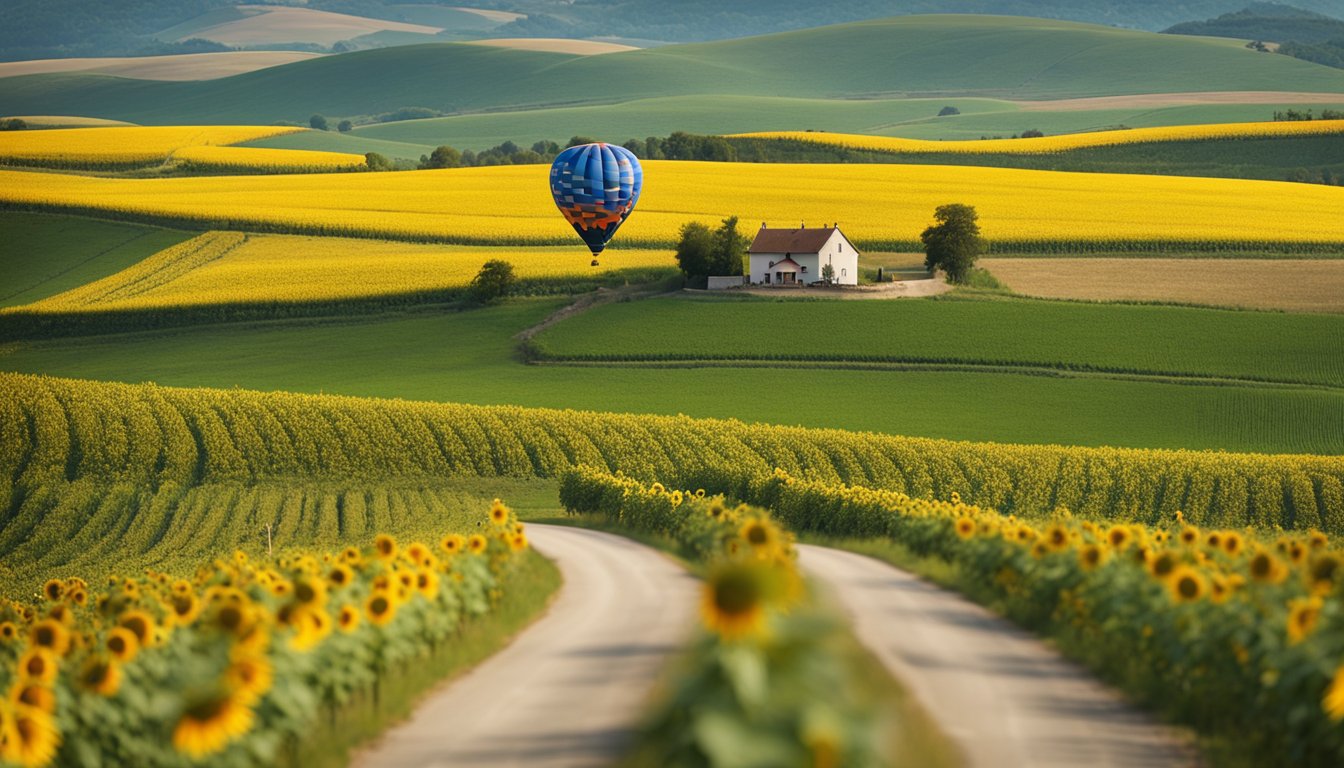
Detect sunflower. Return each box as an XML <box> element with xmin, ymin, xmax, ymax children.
<box><xmin>1325</xmin><ymin>664</ymin><xmax>1344</xmax><ymax>721</ymax></box>
<box><xmin>1222</xmin><ymin>532</ymin><xmax>1245</xmax><ymax>557</ymax></box>
<box><xmin>365</xmin><ymin>592</ymin><xmax>397</xmax><ymax>627</ymax></box>
<box><xmin>954</xmin><ymin>517</ymin><xmax>976</xmax><ymax>540</ymax></box>
<box><xmin>68</xmin><ymin>590</ymin><xmax>87</xmax><ymax>608</ymax></box>
<box><xmin>1209</xmin><ymin>576</ymin><xmax>1232</xmax><ymax>605</ymax></box>
<box><xmin>440</xmin><ymin>534</ymin><xmax>465</xmax><ymax>556</ymax></box>
<box><xmin>1106</xmin><ymin>525</ymin><xmax>1131</xmax><ymax>550</ymax></box>
<box><xmin>1206</xmin><ymin>532</ymin><xmax>1223</xmax><ymax>550</ymax></box>
<box><xmin>707</xmin><ymin>501</ymin><xmax>726</xmax><ymax>519</ymax></box>
<box><xmin>28</xmin><ymin>620</ymin><xmax>69</xmax><ymax>656</ymax></box>
<box><xmin>292</xmin><ymin>578</ymin><xmax>326</xmax><ymax>608</ymax></box>
<box><xmin>8</xmin><ymin>683</ymin><xmax>54</xmax><ymax>715</ymax></box>
<box><xmin>340</xmin><ymin>546</ymin><xmax>363</xmax><ymax>564</ymax></box>
<box><xmin>1287</xmin><ymin>596</ymin><xmax>1323</xmax><ymax>645</ymax></box>
<box><xmin>740</xmin><ymin>517</ymin><xmax>781</xmax><ymax>553</ymax></box>
<box><xmin>509</xmin><ymin>532</ymin><xmax>528</xmax><ymax>553</ymax></box>
<box><xmin>2</xmin><ymin>702</ymin><xmax>60</xmax><ymax>768</ymax></box>
<box><xmin>1078</xmin><ymin>544</ymin><xmax>1107</xmax><ymax>572</ymax></box>
<box><xmin>337</xmin><ymin>605</ymin><xmax>360</xmax><ymax>633</ymax></box>
<box><xmin>415</xmin><ymin>570</ymin><xmax>439</xmax><ymax>600</ymax></box>
<box><xmin>467</xmin><ymin>535</ymin><xmax>488</xmax><ymax>555</ymax></box>
<box><xmin>1166</xmin><ymin>566</ymin><xmax>1206</xmax><ymax>603</ymax></box>
<box><xmin>1309</xmin><ymin>531</ymin><xmax>1330</xmax><ymax>549</ymax></box>
<box><xmin>1178</xmin><ymin>526</ymin><xmax>1200</xmax><ymax>547</ymax></box>
<box><xmin>78</xmin><ymin>655</ymin><xmax>120</xmax><ymax>697</ymax></box>
<box><xmin>0</xmin><ymin>623</ymin><xmax>18</xmax><ymax>643</ymax></box>
<box><xmin>1045</xmin><ymin>524</ymin><xmax>1071</xmax><ymax>552</ymax></box>
<box><xmin>1308</xmin><ymin>553</ymin><xmax>1341</xmax><ymax>592</ymax></box>
<box><xmin>41</xmin><ymin>581</ymin><xmax>63</xmax><ymax>603</ymax></box>
<box><xmin>173</xmin><ymin>686</ymin><xmax>255</xmax><ymax>759</ymax></box>
<box><xmin>374</xmin><ymin>534</ymin><xmax>398</xmax><ymax>561</ymax></box>
<box><xmin>170</xmin><ymin>593</ymin><xmax>200</xmax><ymax>624</ymax></box>
<box><xmin>117</xmin><ymin>610</ymin><xmax>155</xmax><ymax>647</ymax></box>
<box><xmin>225</xmin><ymin>654</ymin><xmax>273</xmax><ymax>705</ymax></box>
<box><xmin>1148</xmin><ymin>552</ymin><xmax>1178</xmax><ymax>580</ymax></box>
<box><xmin>326</xmin><ymin>564</ymin><xmax>353</xmax><ymax>590</ymax></box>
<box><xmin>17</xmin><ymin>649</ymin><xmax>58</xmax><ymax>686</ymax></box>
<box><xmin>700</xmin><ymin>560</ymin><xmax>771</xmax><ymax>641</ymax></box>
<box><xmin>1248</xmin><ymin>550</ymin><xmax>1286</xmax><ymax>584</ymax></box>
<box><xmin>489</xmin><ymin>501</ymin><xmax>510</xmax><ymax>527</ymax></box>
<box><xmin>105</xmin><ymin>626</ymin><xmax>139</xmax><ymax>663</ymax></box>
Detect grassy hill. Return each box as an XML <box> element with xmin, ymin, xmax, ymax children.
<box><xmin>3</xmin><ymin>16</ymin><xmax>1343</xmax><ymax>124</ymax></box>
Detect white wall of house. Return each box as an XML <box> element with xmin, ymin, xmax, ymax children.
<box><xmin>748</xmin><ymin>230</ymin><xmax>858</xmax><ymax>285</ymax></box>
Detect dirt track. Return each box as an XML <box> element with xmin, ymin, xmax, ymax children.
<box><xmin>353</xmin><ymin>525</ymin><xmax>697</xmax><ymax>768</ymax></box>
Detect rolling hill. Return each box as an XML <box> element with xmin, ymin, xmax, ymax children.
<box><xmin>2</xmin><ymin>16</ymin><xmax>1342</xmax><ymax>125</ymax></box>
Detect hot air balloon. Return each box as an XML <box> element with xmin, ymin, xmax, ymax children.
<box><xmin>549</xmin><ymin>142</ymin><xmax>642</xmax><ymax>266</ymax></box>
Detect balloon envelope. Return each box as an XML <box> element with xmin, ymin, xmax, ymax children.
<box><xmin>549</xmin><ymin>143</ymin><xmax>642</xmax><ymax>257</ymax></box>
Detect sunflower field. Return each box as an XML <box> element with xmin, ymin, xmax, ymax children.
<box><xmin>3</xmin><ymin>372</ymin><xmax>1341</xmax><ymax>539</ymax></box>
<box><xmin>2</xmin><ymin>158</ymin><xmax>1342</xmax><ymax>252</ymax></box>
<box><xmin>0</xmin><ymin>127</ymin><xmax>305</xmax><ymax>170</ymax></box>
<box><xmin>733</xmin><ymin>119</ymin><xmax>1344</xmax><ymax>155</ymax></box>
<box><xmin>560</xmin><ymin>470</ymin><xmax>887</xmax><ymax>767</ymax></box>
<box><xmin>169</xmin><ymin>146</ymin><xmax>369</xmax><ymax>174</ymax></box>
<box><xmin>562</xmin><ymin>465</ymin><xmax>1344</xmax><ymax>766</ymax></box>
<box><xmin>0</xmin><ymin>500</ymin><xmax>529</xmax><ymax>768</ymax></box>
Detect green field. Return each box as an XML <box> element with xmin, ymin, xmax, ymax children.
<box><xmin>2</xmin><ymin>298</ymin><xmax>1339</xmax><ymax>454</ymax></box>
<box><xmin>3</xmin><ymin>16</ymin><xmax>1341</xmax><ymax>124</ymax></box>
<box><xmin>529</xmin><ymin>294</ymin><xmax>1344</xmax><ymax>387</ymax></box>
<box><xmin>0</xmin><ymin>212</ymin><xmax>194</xmax><ymax>308</ymax></box>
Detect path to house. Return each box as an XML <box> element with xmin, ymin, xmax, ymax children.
<box><xmin>731</xmin><ymin>277</ymin><xmax>953</xmax><ymax>299</ymax></box>
<box><xmin>352</xmin><ymin>524</ymin><xmax>698</xmax><ymax>768</ymax></box>
<box><xmin>797</xmin><ymin>544</ymin><xmax>1200</xmax><ymax>768</ymax></box>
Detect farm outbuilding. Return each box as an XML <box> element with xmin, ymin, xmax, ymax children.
<box><xmin>748</xmin><ymin>223</ymin><xmax>859</xmax><ymax>286</ymax></box>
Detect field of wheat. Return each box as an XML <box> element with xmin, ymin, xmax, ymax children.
<box><xmin>170</xmin><ymin>144</ymin><xmax>368</xmax><ymax>173</ymax></box>
<box><xmin>734</xmin><ymin>119</ymin><xmax>1344</xmax><ymax>155</ymax></box>
<box><xmin>8</xmin><ymin>232</ymin><xmax>675</xmax><ymax>313</ymax></box>
<box><xmin>2</xmin><ymin>160</ymin><xmax>1342</xmax><ymax>251</ymax></box>
<box><xmin>0</xmin><ymin>126</ymin><xmax>306</xmax><ymax>168</ymax></box>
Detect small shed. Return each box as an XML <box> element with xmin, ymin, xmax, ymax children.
<box><xmin>748</xmin><ymin>223</ymin><xmax>859</xmax><ymax>286</ymax></box>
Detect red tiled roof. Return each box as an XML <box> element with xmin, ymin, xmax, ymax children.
<box><xmin>748</xmin><ymin>226</ymin><xmax>835</xmax><ymax>254</ymax></box>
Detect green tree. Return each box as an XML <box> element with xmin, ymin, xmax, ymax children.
<box><xmin>566</xmin><ymin>135</ymin><xmax>599</xmax><ymax>148</ymax></box>
<box><xmin>0</xmin><ymin>118</ymin><xmax>26</xmax><ymax>131</ymax></box>
<box><xmin>674</xmin><ymin>222</ymin><xmax>715</xmax><ymax>287</ymax></box>
<box><xmin>821</xmin><ymin>262</ymin><xmax>836</xmax><ymax>284</ymax></box>
<box><xmin>337</xmin><ymin>120</ymin><xmax>352</xmax><ymax>132</ymax></box>
<box><xmin>422</xmin><ymin>145</ymin><xmax>462</xmax><ymax>169</ymax></box>
<box><xmin>709</xmin><ymin>216</ymin><xmax>747</xmax><ymax>277</ymax></box>
<box><xmin>309</xmin><ymin>114</ymin><xmax>328</xmax><ymax>131</ymax></box>
<box><xmin>921</xmin><ymin>203</ymin><xmax>986</xmax><ymax>285</ymax></box>
<box><xmin>364</xmin><ymin>152</ymin><xmax>392</xmax><ymax>171</ymax></box>
<box><xmin>468</xmin><ymin>260</ymin><xmax>516</xmax><ymax>304</ymax></box>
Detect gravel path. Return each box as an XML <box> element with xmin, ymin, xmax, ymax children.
<box><xmin>353</xmin><ymin>524</ymin><xmax>698</xmax><ymax>768</ymax></box>
<box><xmin>797</xmin><ymin>544</ymin><xmax>1200</xmax><ymax>768</ymax></box>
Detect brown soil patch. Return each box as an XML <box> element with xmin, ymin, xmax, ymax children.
<box><xmin>177</xmin><ymin>6</ymin><xmax>440</xmax><ymax>46</ymax></box>
<box><xmin>1014</xmin><ymin>91</ymin><xmax>1344</xmax><ymax>111</ymax></box>
<box><xmin>466</xmin><ymin>38</ymin><xmax>639</xmax><ymax>55</ymax></box>
<box><xmin>0</xmin><ymin>52</ymin><xmax>324</xmax><ymax>81</ymax></box>
<box><xmin>451</xmin><ymin>7</ymin><xmax>525</xmax><ymax>24</ymax></box>
<box><xmin>983</xmin><ymin>258</ymin><xmax>1344</xmax><ymax>313</ymax></box>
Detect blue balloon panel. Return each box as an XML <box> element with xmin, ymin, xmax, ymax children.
<box><xmin>549</xmin><ymin>143</ymin><xmax>643</xmax><ymax>256</ymax></box>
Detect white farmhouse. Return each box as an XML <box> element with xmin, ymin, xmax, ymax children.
<box><xmin>747</xmin><ymin>223</ymin><xmax>859</xmax><ymax>286</ymax></box>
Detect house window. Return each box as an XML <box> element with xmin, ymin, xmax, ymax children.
<box><xmin>765</xmin><ymin>274</ymin><xmax>771</xmax><ymax>284</ymax></box>
<box><xmin>841</xmin><ymin>269</ymin><xmax>847</xmax><ymax>277</ymax></box>
<box><xmin>839</xmin><ymin>242</ymin><xmax>843</xmax><ymax>252</ymax></box>
<box><xmin>801</xmin><ymin>266</ymin><xmax>807</xmax><ymax>273</ymax></box>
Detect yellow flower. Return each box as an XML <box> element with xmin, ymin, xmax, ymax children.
<box><xmin>225</xmin><ymin>654</ymin><xmax>273</xmax><ymax>705</ymax></box>
<box><xmin>1248</xmin><ymin>550</ymin><xmax>1286</xmax><ymax>584</ymax></box>
<box><xmin>337</xmin><ymin>605</ymin><xmax>360</xmax><ymax>633</ymax></box>
<box><xmin>1222</xmin><ymin>532</ymin><xmax>1245</xmax><ymax>557</ymax></box>
<box><xmin>954</xmin><ymin>517</ymin><xmax>976</xmax><ymax>540</ymax></box>
<box><xmin>327</xmin><ymin>563</ymin><xmax>353</xmax><ymax>589</ymax></box>
<box><xmin>287</xmin><ymin>607</ymin><xmax>332</xmax><ymax>652</ymax></box>
<box><xmin>467</xmin><ymin>534</ymin><xmax>488</xmax><ymax>555</ymax></box>
<box><xmin>78</xmin><ymin>655</ymin><xmax>120</xmax><ymax>697</ymax></box>
<box><xmin>105</xmin><ymin>626</ymin><xmax>139</xmax><ymax>663</ymax></box>
<box><xmin>1178</xmin><ymin>526</ymin><xmax>1200</xmax><ymax>547</ymax></box>
<box><xmin>365</xmin><ymin>592</ymin><xmax>397</xmax><ymax>627</ymax></box>
<box><xmin>41</xmin><ymin>581</ymin><xmax>63</xmax><ymax>603</ymax></box>
<box><xmin>509</xmin><ymin>532</ymin><xmax>529</xmax><ymax>553</ymax></box>
<box><xmin>700</xmin><ymin>560</ymin><xmax>771</xmax><ymax>641</ymax></box>
<box><xmin>0</xmin><ymin>623</ymin><xmax>18</xmax><ymax>643</ymax></box>
<box><xmin>374</xmin><ymin>534</ymin><xmax>398</xmax><ymax>561</ymax></box>
<box><xmin>1148</xmin><ymin>552</ymin><xmax>1178</xmax><ymax>580</ymax></box>
<box><xmin>1166</xmin><ymin>566</ymin><xmax>1206</xmax><ymax>603</ymax></box>
<box><xmin>1</xmin><ymin>702</ymin><xmax>61</xmax><ymax>768</ymax></box>
<box><xmin>173</xmin><ymin>687</ymin><xmax>255</xmax><ymax>759</ymax></box>
<box><xmin>416</xmin><ymin>570</ymin><xmax>439</xmax><ymax>600</ymax></box>
<box><xmin>28</xmin><ymin>620</ymin><xmax>69</xmax><ymax>656</ymax></box>
<box><xmin>1308</xmin><ymin>553</ymin><xmax>1341</xmax><ymax>592</ymax></box>
<box><xmin>440</xmin><ymin>534</ymin><xmax>465</xmax><ymax>555</ymax></box>
<box><xmin>739</xmin><ymin>517</ymin><xmax>782</xmax><ymax>553</ymax></box>
<box><xmin>1045</xmin><ymin>524</ymin><xmax>1071</xmax><ymax>552</ymax></box>
<box><xmin>16</xmin><ymin>649</ymin><xmax>58</xmax><ymax>686</ymax></box>
<box><xmin>8</xmin><ymin>683</ymin><xmax>54</xmax><ymax>716</ymax></box>
<box><xmin>1078</xmin><ymin>544</ymin><xmax>1107</xmax><ymax>572</ymax></box>
<box><xmin>1324</xmin><ymin>665</ymin><xmax>1344</xmax><ymax>721</ymax></box>
<box><xmin>117</xmin><ymin>610</ymin><xmax>155</xmax><ymax>648</ymax></box>
<box><xmin>489</xmin><ymin>500</ymin><xmax>510</xmax><ymax>527</ymax></box>
<box><xmin>292</xmin><ymin>577</ymin><xmax>327</xmax><ymax>607</ymax></box>
<box><xmin>1106</xmin><ymin>525</ymin><xmax>1131</xmax><ymax>550</ymax></box>
<box><xmin>1287</xmin><ymin>597</ymin><xmax>1322</xmax><ymax>645</ymax></box>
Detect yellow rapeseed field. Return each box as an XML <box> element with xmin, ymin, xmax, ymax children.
<box><xmin>0</xmin><ymin>125</ymin><xmax>304</xmax><ymax>167</ymax></box>
<box><xmin>171</xmin><ymin>145</ymin><xmax>368</xmax><ymax>172</ymax></box>
<box><xmin>14</xmin><ymin>232</ymin><xmax>676</xmax><ymax>312</ymax></box>
<box><xmin>733</xmin><ymin>119</ymin><xmax>1344</xmax><ymax>155</ymax></box>
<box><xmin>1</xmin><ymin>161</ymin><xmax>1341</xmax><ymax>249</ymax></box>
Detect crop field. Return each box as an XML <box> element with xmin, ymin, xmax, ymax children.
<box><xmin>3</xmin><ymin>300</ymin><xmax>1340</xmax><ymax>455</ymax></box>
<box><xmin>4</xmin><ymin>160</ymin><xmax>1344</xmax><ymax>252</ymax></box>
<box><xmin>982</xmin><ymin>258</ymin><xmax>1344</xmax><ymax>313</ymax></box>
<box><xmin>0</xmin><ymin>125</ymin><xmax>306</xmax><ymax>169</ymax></box>
<box><xmin>0</xmin><ymin>213</ymin><xmax>195</xmax><ymax>308</ymax></box>
<box><xmin>5</xmin><ymin>372</ymin><xmax>1341</xmax><ymax>538</ymax></box>
<box><xmin>527</xmin><ymin>294</ymin><xmax>1344</xmax><ymax>388</ymax></box>
<box><xmin>736</xmin><ymin>120</ymin><xmax>1344</xmax><ymax>154</ymax></box>
<box><xmin>0</xmin><ymin>52</ymin><xmax>325</xmax><ymax>81</ymax></box>
<box><xmin>7</xmin><ymin>231</ymin><xmax>676</xmax><ymax>314</ymax></box>
<box><xmin>157</xmin><ymin>5</ymin><xmax>442</xmax><ymax>47</ymax></box>
<box><xmin>4</xmin><ymin>16</ymin><xmax>1343</xmax><ymax>125</ymax></box>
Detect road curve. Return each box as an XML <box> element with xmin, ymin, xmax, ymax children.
<box><xmin>354</xmin><ymin>524</ymin><xmax>699</xmax><ymax>768</ymax></box>
<box><xmin>797</xmin><ymin>544</ymin><xmax>1199</xmax><ymax>768</ymax></box>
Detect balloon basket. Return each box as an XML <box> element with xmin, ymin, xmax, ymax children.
<box><xmin>590</xmin><ymin>258</ymin><xmax>600</xmax><ymax>267</ymax></box>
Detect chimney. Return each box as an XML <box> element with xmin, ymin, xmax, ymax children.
<box><xmin>800</xmin><ymin>220</ymin><xmax>805</xmax><ymax>229</ymax></box>
<box><xmin>761</xmin><ymin>221</ymin><xmax>767</xmax><ymax>229</ymax></box>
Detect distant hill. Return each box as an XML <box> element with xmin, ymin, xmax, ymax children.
<box><xmin>1164</xmin><ymin>3</ymin><xmax>1344</xmax><ymax>70</ymax></box>
<box><xmin>2</xmin><ymin>15</ymin><xmax>1343</xmax><ymax>125</ymax></box>
<box><xmin>1164</xmin><ymin>3</ymin><xmax>1344</xmax><ymax>42</ymax></box>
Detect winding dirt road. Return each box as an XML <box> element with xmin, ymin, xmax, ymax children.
<box><xmin>797</xmin><ymin>544</ymin><xmax>1198</xmax><ymax>768</ymax></box>
<box><xmin>353</xmin><ymin>524</ymin><xmax>698</xmax><ymax>768</ymax></box>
